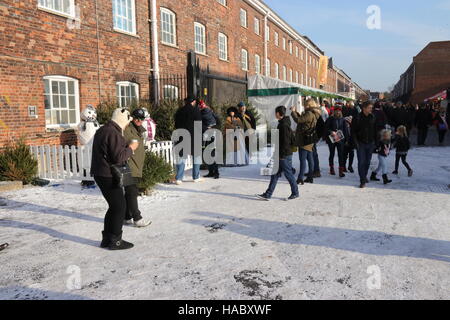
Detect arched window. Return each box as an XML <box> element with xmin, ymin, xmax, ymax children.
<box><xmin>161</xmin><ymin>8</ymin><xmax>176</xmax><ymax>45</ymax></box>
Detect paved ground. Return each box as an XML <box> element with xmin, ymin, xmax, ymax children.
<box><xmin>0</xmin><ymin>143</ymin><xmax>449</xmax><ymax>300</ymax></box>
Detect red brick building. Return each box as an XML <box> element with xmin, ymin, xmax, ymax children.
<box><xmin>0</xmin><ymin>0</ymin><xmax>365</xmax><ymax>147</ymax></box>
<box><xmin>392</xmin><ymin>41</ymin><xmax>450</xmax><ymax>104</ymax></box>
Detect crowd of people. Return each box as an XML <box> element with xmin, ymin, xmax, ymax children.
<box><xmin>89</xmin><ymin>96</ymin><xmax>449</xmax><ymax>250</ymax></box>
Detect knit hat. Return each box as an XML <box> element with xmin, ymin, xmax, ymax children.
<box><xmin>111</xmin><ymin>108</ymin><xmax>132</xmax><ymax>130</ymax></box>
<box><xmin>132</xmin><ymin>108</ymin><xmax>147</xmax><ymax>120</ymax></box>
<box><xmin>237</xmin><ymin>102</ymin><xmax>246</xmax><ymax>108</ymax></box>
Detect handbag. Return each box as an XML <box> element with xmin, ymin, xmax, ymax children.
<box><xmin>110</xmin><ymin>163</ymin><xmax>135</xmax><ymax>188</ymax></box>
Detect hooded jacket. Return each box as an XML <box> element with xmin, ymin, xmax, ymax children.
<box><xmin>124</xmin><ymin>121</ymin><xmax>147</xmax><ymax>178</ymax></box>
<box><xmin>291</xmin><ymin>107</ymin><xmax>321</xmax><ymax>151</ymax></box>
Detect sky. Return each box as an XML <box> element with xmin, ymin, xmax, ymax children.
<box><xmin>263</xmin><ymin>0</ymin><xmax>450</xmax><ymax>92</ymax></box>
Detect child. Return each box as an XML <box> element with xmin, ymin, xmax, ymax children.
<box><xmin>392</xmin><ymin>125</ymin><xmax>413</xmax><ymax>177</ymax></box>
<box><xmin>370</xmin><ymin>129</ymin><xmax>393</xmax><ymax>184</ymax></box>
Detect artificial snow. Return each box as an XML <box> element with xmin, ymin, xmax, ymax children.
<box><xmin>0</xmin><ymin>143</ymin><xmax>449</xmax><ymax>300</ymax></box>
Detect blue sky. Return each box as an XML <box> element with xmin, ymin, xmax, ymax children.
<box><xmin>263</xmin><ymin>0</ymin><xmax>450</xmax><ymax>92</ymax></box>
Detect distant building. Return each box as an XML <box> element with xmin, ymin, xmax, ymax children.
<box><xmin>392</xmin><ymin>41</ymin><xmax>450</xmax><ymax>104</ymax></box>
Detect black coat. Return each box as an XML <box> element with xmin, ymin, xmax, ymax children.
<box><xmin>277</xmin><ymin>116</ymin><xmax>294</xmax><ymax>159</ymax></box>
<box><xmin>174</xmin><ymin>103</ymin><xmax>203</xmax><ymax>156</ymax></box>
<box><xmin>324</xmin><ymin>116</ymin><xmax>347</xmax><ymax>144</ymax></box>
<box><xmin>415</xmin><ymin>109</ymin><xmax>432</xmax><ymax>129</ymax></box>
<box><xmin>352</xmin><ymin>112</ymin><xmax>377</xmax><ymax>145</ymax></box>
<box><xmin>90</xmin><ymin>121</ymin><xmax>133</xmax><ymax>178</ymax></box>
<box><xmin>392</xmin><ymin>135</ymin><xmax>410</xmax><ymax>154</ymax></box>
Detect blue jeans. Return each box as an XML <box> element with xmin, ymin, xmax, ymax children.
<box><xmin>299</xmin><ymin>148</ymin><xmax>313</xmax><ymax>179</ymax></box>
<box><xmin>374</xmin><ymin>155</ymin><xmax>388</xmax><ymax>175</ymax></box>
<box><xmin>266</xmin><ymin>155</ymin><xmax>299</xmax><ymax>198</ymax></box>
<box><xmin>356</xmin><ymin>143</ymin><xmax>374</xmax><ymax>183</ymax></box>
<box><xmin>312</xmin><ymin>144</ymin><xmax>320</xmax><ymax>172</ymax></box>
<box><xmin>175</xmin><ymin>156</ymin><xmax>201</xmax><ymax>181</ymax></box>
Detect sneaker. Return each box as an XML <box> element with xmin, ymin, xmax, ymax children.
<box><xmin>124</xmin><ymin>219</ymin><xmax>133</xmax><ymax>226</ymax></box>
<box><xmin>133</xmin><ymin>219</ymin><xmax>152</xmax><ymax>228</ymax></box>
<box><xmin>359</xmin><ymin>183</ymin><xmax>366</xmax><ymax>189</ymax></box>
<box><xmin>174</xmin><ymin>180</ymin><xmax>183</xmax><ymax>185</ymax></box>
<box><xmin>286</xmin><ymin>194</ymin><xmax>299</xmax><ymax>201</ymax></box>
<box><xmin>256</xmin><ymin>193</ymin><xmax>270</xmax><ymax>201</ymax></box>
<box><xmin>109</xmin><ymin>239</ymin><xmax>134</xmax><ymax>251</ymax></box>
<box><xmin>296</xmin><ymin>177</ymin><xmax>304</xmax><ymax>185</ymax></box>
<box><xmin>348</xmin><ymin>167</ymin><xmax>354</xmax><ymax>173</ymax></box>
<box><xmin>408</xmin><ymin>169</ymin><xmax>413</xmax><ymax>177</ymax></box>
<box><xmin>392</xmin><ymin>170</ymin><xmax>399</xmax><ymax>175</ymax></box>
<box><xmin>193</xmin><ymin>178</ymin><xmax>205</xmax><ymax>183</ymax></box>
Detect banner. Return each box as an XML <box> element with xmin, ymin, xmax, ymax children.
<box><xmin>317</xmin><ymin>56</ymin><xmax>329</xmax><ymax>87</ymax></box>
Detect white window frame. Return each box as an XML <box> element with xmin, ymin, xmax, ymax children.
<box><xmin>274</xmin><ymin>32</ymin><xmax>279</xmax><ymax>46</ymax></box>
<box><xmin>194</xmin><ymin>22</ymin><xmax>206</xmax><ymax>55</ymax></box>
<box><xmin>161</xmin><ymin>7</ymin><xmax>176</xmax><ymax>46</ymax></box>
<box><xmin>274</xmin><ymin>63</ymin><xmax>279</xmax><ymax>79</ymax></box>
<box><xmin>265</xmin><ymin>26</ymin><xmax>270</xmax><ymax>41</ymax></box>
<box><xmin>301</xmin><ymin>73</ymin><xmax>304</xmax><ymax>85</ymax></box>
<box><xmin>255</xmin><ymin>54</ymin><xmax>261</xmax><ymax>74</ymax></box>
<box><xmin>38</xmin><ymin>0</ymin><xmax>75</xmax><ymax>18</ymax></box>
<box><xmin>289</xmin><ymin>68</ymin><xmax>293</xmax><ymax>82</ymax></box>
<box><xmin>282</xmin><ymin>37</ymin><xmax>286</xmax><ymax>50</ymax></box>
<box><xmin>282</xmin><ymin>66</ymin><xmax>287</xmax><ymax>81</ymax></box>
<box><xmin>295</xmin><ymin>71</ymin><xmax>299</xmax><ymax>83</ymax></box>
<box><xmin>163</xmin><ymin>85</ymin><xmax>179</xmax><ymax>100</ymax></box>
<box><xmin>301</xmin><ymin>50</ymin><xmax>304</xmax><ymax>60</ymax></box>
<box><xmin>240</xmin><ymin>9</ymin><xmax>247</xmax><ymax>28</ymax></box>
<box><xmin>216</xmin><ymin>0</ymin><xmax>227</xmax><ymax>6</ymax></box>
<box><xmin>254</xmin><ymin>18</ymin><xmax>260</xmax><ymax>35</ymax></box>
<box><xmin>113</xmin><ymin>0</ymin><xmax>137</xmax><ymax>35</ymax></box>
<box><xmin>218</xmin><ymin>32</ymin><xmax>228</xmax><ymax>61</ymax></box>
<box><xmin>266</xmin><ymin>59</ymin><xmax>271</xmax><ymax>77</ymax></box>
<box><xmin>241</xmin><ymin>49</ymin><xmax>248</xmax><ymax>71</ymax></box>
<box><xmin>116</xmin><ymin>81</ymin><xmax>139</xmax><ymax>108</ymax></box>
<box><xmin>289</xmin><ymin>42</ymin><xmax>293</xmax><ymax>55</ymax></box>
<box><xmin>43</xmin><ymin>75</ymin><xmax>80</xmax><ymax>128</ymax></box>
<box><xmin>295</xmin><ymin>46</ymin><xmax>299</xmax><ymax>58</ymax></box>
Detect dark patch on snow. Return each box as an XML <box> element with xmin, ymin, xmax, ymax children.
<box><xmin>234</xmin><ymin>270</ymin><xmax>286</xmax><ymax>300</ymax></box>
<box><xmin>250</xmin><ymin>242</ymin><xmax>258</xmax><ymax>247</ymax></box>
<box><xmin>205</xmin><ymin>223</ymin><xmax>226</xmax><ymax>233</ymax></box>
<box><xmin>336</xmin><ymin>275</ymin><xmax>352</xmax><ymax>288</ymax></box>
<box><xmin>305</xmin><ymin>210</ymin><xmax>332</xmax><ymax>217</ymax></box>
<box><xmin>84</xmin><ymin>280</ymin><xmax>106</xmax><ymax>289</ymax></box>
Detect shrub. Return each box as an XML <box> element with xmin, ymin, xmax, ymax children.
<box><xmin>0</xmin><ymin>139</ymin><xmax>38</xmax><ymax>184</ymax></box>
<box><xmin>96</xmin><ymin>100</ymin><xmax>119</xmax><ymax>125</ymax></box>
<box><xmin>150</xmin><ymin>99</ymin><xmax>182</xmax><ymax>141</ymax></box>
<box><xmin>138</xmin><ymin>151</ymin><xmax>174</xmax><ymax>192</ymax></box>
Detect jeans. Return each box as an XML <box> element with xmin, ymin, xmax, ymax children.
<box><xmin>265</xmin><ymin>155</ymin><xmax>299</xmax><ymax>198</ymax></box>
<box><xmin>124</xmin><ymin>181</ymin><xmax>143</xmax><ymax>222</ymax></box>
<box><xmin>417</xmin><ymin>127</ymin><xmax>428</xmax><ymax>145</ymax></box>
<box><xmin>175</xmin><ymin>156</ymin><xmax>201</xmax><ymax>181</ymax></box>
<box><xmin>374</xmin><ymin>155</ymin><xmax>388</xmax><ymax>175</ymax></box>
<box><xmin>356</xmin><ymin>143</ymin><xmax>374</xmax><ymax>183</ymax></box>
<box><xmin>395</xmin><ymin>154</ymin><xmax>411</xmax><ymax>171</ymax></box>
<box><xmin>94</xmin><ymin>176</ymin><xmax>126</xmax><ymax>240</ymax></box>
<box><xmin>438</xmin><ymin>130</ymin><xmax>447</xmax><ymax>144</ymax></box>
<box><xmin>328</xmin><ymin>142</ymin><xmax>345</xmax><ymax>167</ymax></box>
<box><xmin>299</xmin><ymin>148</ymin><xmax>313</xmax><ymax>180</ymax></box>
<box><xmin>344</xmin><ymin>145</ymin><xmax>355</xmax><ymax>168</ymax></box>
<box><xmin>312</xmin><ymin>144</ymin><xmax>320</xmax><ymax>172</ymax></box>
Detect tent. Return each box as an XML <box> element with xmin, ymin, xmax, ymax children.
<box><xmin>424</xmin><ymin>90</ymin><xmax>447</xmax><ymax>102</ymax></box>
<box><xmin>248</xmin><ymin>74</ymin><xmax>352</xmax><ymax>128</ymax></box>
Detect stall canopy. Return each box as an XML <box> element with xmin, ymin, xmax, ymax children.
<box><xmin>424</xmin><ymin>90</ymin><xmax>447</xmax><ymax>102</ymax></box>
<box><xmin>248</xmin><ymin>74</ymin><xmax>352</xmax><ymax>127</ymax></box>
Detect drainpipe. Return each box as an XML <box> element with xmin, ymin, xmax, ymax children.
<box><xmin>305</xmin><ymin>47</ymin><xmax>308</xmax><ymax>87</ymax></box>
<box><xmin>150</xmin><ymin>0</ymin><xmax>160</xmax><ymax>104</ymax></box>
<box><xmin>264</xmin><ymin>12</ymin><xmax>269</xmax><ymax>76</ymax></box>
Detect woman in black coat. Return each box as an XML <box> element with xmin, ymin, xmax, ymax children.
<box><xmin>324</xmin><ymin>107</ymin><xmax>348</xmax><ymax>177</ymax></box>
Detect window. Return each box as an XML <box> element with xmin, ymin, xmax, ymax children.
<box><xmin>274</xmin><ymin>32</ymin><xmax>279</xmax><ymax>46</ymax></box>
<box><xmin>274</xmin><ymin>63</ymin><xmax>279</xmax><ymax>79</ymax></box>
<box><xmin>289</xmin><ymin>69</ymin><xmax>293</xmax><ymax>82</ymax></box>
<box><xmin>216</xmin><ymin>0</ymin><xmax>226</xmax><ymax>6</ymax></box>
<box><xmin>113</xmin><ymin>0</ymin><xmax>136</xmax><ymax>34</ymax></box>
<box><xmin>282</xmin><ymin>38</ymin><xmax>286</xmax><ymax>50</ymax></box>
<box><xmin>163</xmin><ymin>85</ymin><xmax>179</xmax><ymax>100</ymax></box>
<box><xmin>301</xmin><ymin>73</ymin><xmax>304</xmax><ymax>85</ymax></box>
<box><xmin>240</xmin><ymin>9</ymin><xmax>247</xmax><ymax>28</ymax></box>
<box><xmin>266</xmin><ymin>59</ymin><xmax>271</xmax><ymax>77</ymax></box>
<box><xmin>218</xmin><ymin>33</ymin><xmax>228</xmax><ymax>61</ymax></box>
<box><xmin>241</xmin><ymin>49</ymin><xmax>248</xmax><ymax>71</ymax></box>
<box><xmin>282</xmin><ymin>66</ymin><xmax>287</xmax><ymax>81</ymax></box>
<box><xmin>116</xmin><ymin>82</ymin><xmax>139</xmax><ymax>108</ymax></box>
<box><xmin>310</xmin><ymin>55</ymin><xmax>312</xmax><ymax>65</ymax></box>
<box><xmin>295</xmin><ymin>46</ymin><xmax>299</xmax><ymax>58</ymax></box>
<box><xmin>194</xmin><ymin>22</ymin><xmax>206</xmax><ymax>54</ymax></box>
<box><xmin>301</xmin><ymin>50</ymin><xmax>304</xmax><ymax>60</ymax></box>
<box><xmin>43</xmin><ymin>76</ymin><xmax>79</xmax><ymax>127</ymax></box>
<box><xmin>309</xmin><ymin>77</ymin><xmax>312</xmax><ymax>87</ymax></box>
<box><xmin>313</xmin><ymin>79</ymin><xmax>316</xmax><ymax>87</ymax></box>
<box><xmin>265</xmin><ymin>26</ymin><xmax>270</xmax><ymax>41</ymax></box>
<box><xmin>295</xmin><ymin>71</ymin><xmax>299</xmax><ymax>83</ymax></box>
<box><xmin>38</xmin><ymin>0</ymin><xmax>75</xmax><ymax>16</ymax></box>
<box><xmin>289</xmin><ymin>42</ymin><xmax>293</xmax><ymax>55</ymax></box>
<box><xmin>254</xmin><ymin>18</ymin><xmax>260</xmax><ymax>35</ymax></box>
<box><xmin>255</xmin><ymin>54</ymin><xmax>261</xmax><ymax>74</ymax></box>
<box><xmin>161</xmin><ymin>8</ymin><xmax>176</xmax><ymax>45</ymax></box>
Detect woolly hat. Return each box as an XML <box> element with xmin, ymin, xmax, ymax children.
<box><xmin>111</xmin><ymin>108</ymin><xmax>132</xmax><ymax>131</ymax></box>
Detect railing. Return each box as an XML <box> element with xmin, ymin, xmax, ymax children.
<box><xmin>30</xmin><ymin>141</ymin><xmax>192</xmax><ymax>181</ymax></box>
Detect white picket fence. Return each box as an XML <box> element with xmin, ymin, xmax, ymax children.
<box><xmin>30</xmin><ymin>141</ymin><xmax>192</xmax><ymax>181</ymax></box>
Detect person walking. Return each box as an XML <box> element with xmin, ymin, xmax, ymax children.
<box><xmin>91</xmin><ymin>108</ymin><xmax>138</xmax><ymax>250</ymax></box>
<box><xmin>199</xmin><ymin>101</ymin><xmax>221</xmax><ymax>179</ymax></box>
<box><xmin>325</xmin><ymin>106</ymin><xmax>348</xmax><ymax>178</ymax></box>
<box><xmin>224</xmin><ymin>107</ymin><xmax>247</xmax><ymax>166</ymax></box>
<box><xmin>123</xmin><ymin>108</ymin><xmax>152</xmax><ymax>228</ymax></box>
<box><xmin>370</xmin><ymin>129</ymin><xmax>393</xmax><ymax>185</ymax></box>
<box><xmin>174</xmin><ymin>97</ymin><xmax>203</xmax><ymax>184</ymax></box>
<box><xmin>392</xmin><ymin>125</ymin><xmax>413</xmax><ymax>176</ymax></box>
<box><xmin>291</xmin><ymin>99</ymin><xmax>321</xmax><ymax>185</ymax></box>
<box><xmin>257</xmin><ymin>106</ymin><xmax>299</xmax><ymax>201</ymax></box>
<box><xmin>343</xmin><ymin>115</ymin><xmax>356</xmax><ymax>173</ymax></box>
<box><xmin>352</xmin><ymin>101</ymin><xmax>377</xmax><ymax>188</ymax></box>
<box><xmin>434</xmin><ymin>106</ymin><xmax>449</xmax><ymax>146</ymax></box>
<box><xmin>415</xmin><ymin>104</ymin><xmax>432</xmax><ymax>146</ymax></box>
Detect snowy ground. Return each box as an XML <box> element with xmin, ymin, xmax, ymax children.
<box><xmin>0</xmin><ymin>140</ymin><xmax>449</xmax><ymax>300</ymax></box>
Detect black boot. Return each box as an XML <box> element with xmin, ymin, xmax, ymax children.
<box><xmin>382</xmin><ymin>174</ymin><xmax>392</xmax><ymax>185</ymax></box>
<box><xmin>348</xmin><ymin>166</ymin><xmax>354</xmax><ymax>173</ymax></box>
<box><xmin>296</xmin><ymin>177</ymin><xmax>304</xmax><ymax>185</ymax></box>
<box><xmin>204</xmin><ymin>172</ymin><xmax>215</xmax><ymax>178</ymax></box>
<box><xmin>304</xmin><ymin>177</ymin><xmax>314</xmax><ymax>184</ymax></box>
<box><xmin>370</xmin><ymin>172</ymin><xmax>380</xmax><ymax>181</ymax></box>
<box><xmin>100</xmin><ymin>231</ymin><xmax>110</xmax><ymax>248</ymax></box>
<box><xmin>108</xmin><ymin>234</ymin><xmax>134</xmax><ymax>251</ymax></box>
